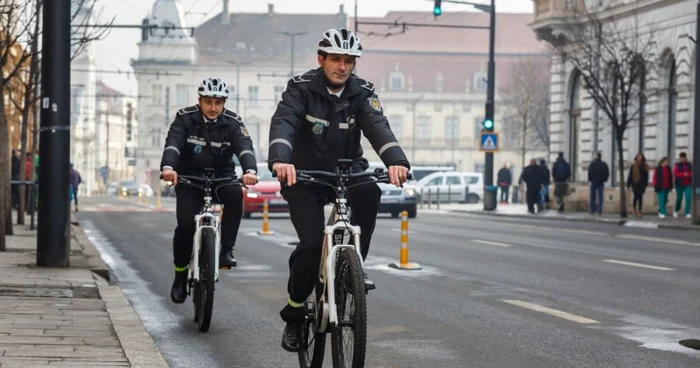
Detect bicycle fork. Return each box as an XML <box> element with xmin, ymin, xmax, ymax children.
<box><xmin>321</xmin><ymin>223</ymin><xmax>363</xmax><ymax>328</ymax></box>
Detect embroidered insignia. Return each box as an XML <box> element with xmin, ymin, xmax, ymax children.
<box><xmin>241</xmin><ymin>126</ymin><xmax>249</xmax><ymax>136</ymax></box>
<box><xmin>368</xmin><ymin>97</ymin><xmax>382</xmax><ymax>112</ymax></box>
<box><xmin>193</xmin><ymin>145</ymin><xmax>203</xmax><ymax>154</ymax></box>
<box><xmin>312</xmin><ymin>122</ymin><xmax>325</xmax><ymax>135</ymax></box>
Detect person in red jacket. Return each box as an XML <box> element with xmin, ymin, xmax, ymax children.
<box><xmin>673</xmin><ymin>152</ymin><xmax>692</xmax><ymax>218</ymax></box>
<box><xmin>653</xmin><ymin>157</ymin><xmax>674</xmax><ymax>218</ymax></box>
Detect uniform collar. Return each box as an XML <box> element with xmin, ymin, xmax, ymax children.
<box><xmin>310</xmin><ymin>68</ymin><xmax>362</xmax><ymax>101</ymax></box>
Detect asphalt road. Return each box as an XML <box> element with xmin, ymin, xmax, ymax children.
<box><xmin>78</xmin><ymin>196</ymin><xmax>700</xmax><ymax>368</ymax></box>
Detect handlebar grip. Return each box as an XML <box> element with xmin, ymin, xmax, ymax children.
<box><xmin>407</xmin><ymin>172</ymin><xmax>413</xmax><ymax>180</ymax></box>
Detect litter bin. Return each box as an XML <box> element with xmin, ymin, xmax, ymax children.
<box><xmin>512</xmin><ymin>185</ymin><xmax>520</xmax><ymax>204</ymax></box>
<box><xmin>483</xmin><ymin>185</ymin><xmax>498</xmax><ymax>211</ymax></box>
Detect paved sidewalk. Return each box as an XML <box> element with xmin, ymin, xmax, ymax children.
<box><xmin>0</xmin><ymin>214</ymin><xmax>168</xmax><ymax>367</ymax></box>
<box><xmin>419</xmin><ymin>202</ymin><xmax>700</xmax><ymax>230</ymax></box>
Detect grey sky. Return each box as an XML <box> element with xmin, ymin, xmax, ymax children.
<box><xmin>93</xmin><ymin>0</ymin><xmax>533</xmax><ymax>94</ymax></box>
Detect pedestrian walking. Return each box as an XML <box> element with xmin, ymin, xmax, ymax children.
<box><xmin>551</xmin><ymin>152</ymin><xmax>571</xmax><ymax>212</ymax></box>
<box><xmin>627</xmin><ymin>153</ymin><xmax>649</xmax><ymax>218</ymax></box>
<box><xmin>497</xmin><ymin>163</ymin><xmax>512</xmax><ymax>204</ymax></box>
<box><xmin>672</xmin><ymin>152</ymin><xmax>692</xmax><ymax>218</ymax></box>
<box><xmin>69</xmin><ymin>163</ymin><xmax>82</xmax><ymax>212</ymax></box>
<box><xmin>653</xmin><ymin>157</ymin><xmax>673</xmax><ymax>218</ymax></box>
<box><xmin>588</xmin><ymin>152</ymin><xmax>609</xmax><ymax>215</ymax></box>
<box><xmin>520</xmin><ymin>159</ymin><xmax>543</xmax><ymax>214</ymax></box>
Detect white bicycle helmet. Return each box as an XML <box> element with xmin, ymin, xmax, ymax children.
<box><xmin>198</xmin><ymin>77</ymin><xmax>229</xmax><ymax>99</ymax></box>
<box><xmin>317</xmin><ymin>28</ymin><xmax>362</xmax><ymax>57</ymax></box>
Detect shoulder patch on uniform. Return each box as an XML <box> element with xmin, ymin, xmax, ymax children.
<box><xmin>292</xmin><ymin>69</ymin><xmax>316</xmax><ymax>84</ymax></box>
<box><xmin>222</xmin><ymin>109</ymin><xmax>242</xmax><ymax>123</ymax></box>
<box><xmin>240</xmin><ymin>126</ymin><xmax>249</xmax><ymax>136</ymax></box>
<box><xmin>177</xmin><ymin>105</ymin><xmax>199</xmax><ymax>115</ymax></box>
<box><xmin>367</xmin><ymin>96</ymin><xmax>382</xmax><ymax>112</ymax></box>
<box><xmin>357</xmin><ymin>78</ymin><xmax>375</xmax><ymax>92</ymax></box>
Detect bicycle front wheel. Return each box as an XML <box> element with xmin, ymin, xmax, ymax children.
<box><xmin>196</xmin><ymin>228</ymin><xmax>216</xmax><ymax>332</ymax></box>
<box><xmin>331</xmin><ymin>249</ymin><xmax>367</xmax><ymax>368</ymax></box>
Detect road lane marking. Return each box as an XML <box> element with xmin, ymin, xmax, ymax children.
<box><xmin>502</xmin><ymin>300</ymin><xmax>599</xmax><ymax>324</ymax></box>
<box><xmin>472</xmin><ymin>240</ymin><xmax>511</xmax><ymax>247</ymax></box>
<box><xmin>602</xmin><ymin>259</ymin><xmax>674</xmax><ymax>271</ymax></box>
<box><xmin>616</xmin><ymin>234</ymin><xmax>700</xmax><ymax>247</ymax></box>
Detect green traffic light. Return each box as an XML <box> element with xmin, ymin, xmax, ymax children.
<box><xmin>483</xmin><ymin>119</ymin><xmax>494</xmax><ymax>130</ymax></box>
<box><xmin>433</xmin><ymin>7</ymin><xmax>442</xmax><ymax>16</ymax></box>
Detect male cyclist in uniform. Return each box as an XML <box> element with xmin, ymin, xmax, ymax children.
<box><xmin>161</xmin><ymin>77</ymin><xmax>258</xmax><ymax>304</ymax></box>
<box><xmin>268</xmin><ymin>28</ymin><xmax>411</xmax><ymax>352</ymax></box>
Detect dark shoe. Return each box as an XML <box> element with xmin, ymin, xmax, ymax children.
<box><xmin>363</xmin><ymin>270</ymin><xmax>376</xmax><ymax>291</ymax></box>
<box><xmin>170</xmin><ymin>269</ymin><xmax>188</xmax><ymax>304</ymax></box>
<box><xmin>220</xmin><ymin>248</ymin><xmax>237</xmax><ymax>268</ymax></box>
<box><xmin>281</xmin><ymin>322</ymin><xmax>302</xmax><ymax>352</ymax></box>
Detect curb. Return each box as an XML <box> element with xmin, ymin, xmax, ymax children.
<box><xmin>448</xmin><ymin>209</ymin><xmax>700</xmax><ymax>231</ymax></box>
<box><xmin>93</xmin><ymin>272</ymin><xmax>170</xmax><ymax>368</ymax></box>
<box><xmin>71</xmin><ymin>213</ymin><xmax>112</xmax><ymax>281</ymax></box>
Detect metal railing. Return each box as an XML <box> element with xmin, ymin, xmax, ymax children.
<box><xmin>10</xmin><ymin>180</ymin><xmax>37</xmax><ymax>230</ymax></box>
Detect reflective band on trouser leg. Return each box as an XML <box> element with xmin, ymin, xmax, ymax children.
<box><xmin>174</xmin><ymin>266</ymin><xmax>188</xmax><ymax>272</ymax></box>
<box><xmin>288</xmin><ymin>297</ymin><xmax>304</xmax><ymax>308</ymax></box>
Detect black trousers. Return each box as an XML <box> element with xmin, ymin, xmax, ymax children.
<box><xmin>526</xmin><ymin>188</ymin><xmax>539</xmax><ymax>213</ymax></box>
<box><xmin>280</xmin><ymin>181</ymin><xmax>381</xmax><ymax>323</ymax></box>
<box><xmin>173</xmin><ymin>183</ymin><xmax>243</xmax><ymax>268</ymax></box>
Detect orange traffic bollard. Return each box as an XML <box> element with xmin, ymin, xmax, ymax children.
<box><xmin>258</xmin><ymin>199</ymin><xmax>275</xmax><ymax>235</ymax></box>
<box><xmin>388</xmin><ymin>211</ymin><xmax>422</xmax><ymax>270</ymax></box>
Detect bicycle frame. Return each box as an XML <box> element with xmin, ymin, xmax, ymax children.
<box><xmin>320</xmin><ymin>195</ymin><xmax>363</xmax><ymax>329</ymax></box>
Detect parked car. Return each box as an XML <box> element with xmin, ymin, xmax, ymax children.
<box><xmin>366</xmin><ymin>162</ymin><xmax>418</xmax><ymax>218</ymax></box>
<box><xmin>242</xmin><ymin>163</ymin><xmax>288</xmax><ymax>218</ymax></box>
<box><xmin>413</xmin><ymin>171</ymin><xmax>483</xmax><ymax>204</ymax></box>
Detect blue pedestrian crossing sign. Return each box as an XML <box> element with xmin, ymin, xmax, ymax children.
<box><xmin>479</xmin><ymin>132</ymin><xmax>500</xmax><ymax>152</ymax></box>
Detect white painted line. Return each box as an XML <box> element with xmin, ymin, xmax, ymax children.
<box><xmin>472</xmin><ymin>239</ymin><xmax>512</xmax><ymax>248</ymax></box>
<box><xmin>559</xmin><ymin>228</ymin><xmax>607</xmax><ymax>236</ymax></box>
<box><xmin>623</xmin><ymin>221</ymin><xmax>659</xmax><ymax>229</ymax></box>
<box><xmin>617</xmin><ymin>234</ymin><xmax>700</xmax><ymax>247</ymax></box>
<box><xmin>502</xmin><ymin>300</ymin><xmax>599</xmax><ymax>324</ymax></box>
<box><xmin>602</xmin><ymin>259</ymin><xmax>674</xmax><ymax>271</ymax></box>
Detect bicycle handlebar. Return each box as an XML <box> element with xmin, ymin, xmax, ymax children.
<box><xmin>160</xmin><ymin>173</ymin><xmax>240</xmax><ymax>189</ymax></box>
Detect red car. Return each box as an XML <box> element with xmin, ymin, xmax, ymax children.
<box><xmin>242</xmin><ymin>164</ymin><xmax>288</xmax><ymax>218</ymax></box>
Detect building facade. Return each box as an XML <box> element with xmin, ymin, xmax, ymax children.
<box><xmin>131</xmin><ymin>0</ymin><xmax>346</xmax><ymax>183</ymax></box>
<box><xmin>531</xmin><ymin>0</ymin><xmax>696</xmax><ymax>184</ymax></box>
<box><xmin>351</xmin><ymin>11</ymin><xmax>551</xmax><ymax>176</ymax></box>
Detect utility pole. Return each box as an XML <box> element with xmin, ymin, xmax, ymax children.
<box><xmin>165</xmin><ymin>86</ymin><xmax>170</xmax><ymax>127</ymax></box>
<box><xmin>228</xmin><ymin>61</ymin><xmax>250</xmax><ymax>113</ymax></box>
<box><xmin>278</xmin><ymin>31</ymin><xmax>307</xmax><ymax>77</ymax></box>
<box><xmin>411</xmin><ymin>95</ymin><xmax>424</xmax><ymax>162</ymax></box>
<box><xmin>37</xmin><ymin>0</ymin><xmax>71</xmax><ymax>267</ymax></box>
<box><xmin>483</xmin><ymin>0</ymin><xmax>497</xmax><ymax>210</ymax></box>
<box><xmin>105</xmin><ymin>113</ymin><xmax>110</xmax><ymax>184</ymax></box>
<box><xmin>692</xmin><ymin>0</ymin><xmax>700</xmax><ymax>224</ymax></box>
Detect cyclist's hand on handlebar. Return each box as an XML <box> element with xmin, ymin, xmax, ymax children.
<box><xmin>162</xmin><ymin>168</ymin><xmax>178</xmax><ymax>186</ymax></box>
<box><xmin>241</xmin><ymin>173</ymin><xmax>258</xmax><ymax>186</ymax></box>
<box><xmin>388</xmin><ymin>165</ymin><xmax>409</xmax><ymax>187</ymax></box>
<box><xmin>272</xmin><ymin>162</ymin><xmax>297</xmax><ymax>186</ymax></box>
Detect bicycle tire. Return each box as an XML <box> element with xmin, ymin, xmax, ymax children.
<box><xmin>197</xmin><ymin>228</ymin><xmax>216</xmax><ymax>332</ymax></box>
<box><xmin>298</xmin><ymin>281</ymin><xmax>326</xmax><ymax>368</ymax></box>
<box><xmin>331</xmin><ymin>249</ymin><xmax>367</xmax><ymax>368</ymax></box>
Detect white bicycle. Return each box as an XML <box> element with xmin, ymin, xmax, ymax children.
<box><xmin>290</xmin><ymin>159</ymin><xmax>411</xmax><ymax>368</ymax></box>
<box><xmin>166</xmin><ymin>170</ymin><xmax>241</xmax><ymax>332</ymax></box>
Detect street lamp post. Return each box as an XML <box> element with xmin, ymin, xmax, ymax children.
<box><xmin>228</xmin><ymin>61</ymin><xmax>250</xmax><ymax>113</ymax></box>
<box><xmin>278</xmin><ymin>31</ymin><xmax>307</xmax><ymax>78</ymax></box>
<box><xmin>692</xmin><ymin>0</ymin><xmax>700</xmax><ymax>224</ymax></box>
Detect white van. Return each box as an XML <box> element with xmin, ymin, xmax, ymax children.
<box><xmin>412</xmin><ymin>171</ymin><xmax>484</xmax><ymax>204</ymax></box>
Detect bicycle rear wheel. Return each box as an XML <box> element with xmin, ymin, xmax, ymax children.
<box><xmin>331</xmin><ymin>249</ymin><xmax>367</xmax><ymax>368</ymax></box>
<box><xmin>298</xmin><ymin>281</ymin><xmax>326</xmax><ymax>368</ymax></box>
<box><xmin>195</xmin><ymin>228</ymin><xmax>216</xmax><ymax>332</ymax></box>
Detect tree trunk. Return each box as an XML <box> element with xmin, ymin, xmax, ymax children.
<box><xmin>0</xmin><ymin>79</ymin><xmax>10</xmax><ymax>247</ymax></box>
<box><xmin>17</xmin><ymin>95</ymin><xmax>29</xmax><ymax>225</ymax></box>
<box><xmin>616</xmin><ymin>136</ymin><xmax>627</xmax><ymax>218</ymax></box>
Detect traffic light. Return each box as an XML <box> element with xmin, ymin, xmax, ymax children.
<box><xmin>433</xmin><ymin>0</ymin><xmax>442</xmax><ymax>16</ymax></box>
<box><xmin>483</xmin><ymin>101</ymin><xmax>494</xmax><ymax>131</ymax></box>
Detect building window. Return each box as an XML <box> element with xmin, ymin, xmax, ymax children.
<box><xmin>473</xmin><ymin>74</ymin><xmax>487</xmax><ymax>93</ymax></box>
<box><xmin>175</xmin><ymin>84</ymin><xmax>187</xmax><ymax>106</ymax></box>
<box><xmin>445</xmin><ymin>116</ymin><xmax>459</xmax><ymax>141</ymax></box>
<box><xmin>417</xmin><ymin>116</ymin><xmax>431</xmax><ymax>141</ymax></box>
<box><xmin>274</xmin><ymin>86</ymin><xmax>284</xmax><ymax>103</ymax></box>
<box><xmin>389</xmin><ymin>115</ymin><xmax>402</xmax><ymax>139</ymax></box>
<box><xmin>152</xmin><ymin>84</ymin><xmax>162</xmax><ymax>104</ymax></box>
<box><xmin>389</xmin><ymin>62</ymin><xmax>405</xmax><ymax>91</ymax></box>
<box><xmin>248</xmin><ymin>86</ymin><xmax>259</xmax><ymax>107</ymax></box>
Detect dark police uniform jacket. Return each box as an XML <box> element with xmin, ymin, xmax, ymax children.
<box><xmin>268</xmin><ymin>68</ymin><xmax>409</xmax><ymax>173</ymax></box>
<box><xmin>160</xmin><ymin>105</ymin><xmax>257</xmax><ymax>176</ymax></box>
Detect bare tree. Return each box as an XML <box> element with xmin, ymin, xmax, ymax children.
<box><xmin>543</xmin><ymin>6</ymin><xmax>657</xmax><ymax>218</ymax></box>
<box><xmin>502</xmin><ymin>57</ymin><xmax>551</xmax><ymax>171</ymax></box>
<box><xmin>0</xmin><ymin>0</ymin><xmax>113</xmax><ymax>248</ymax></box>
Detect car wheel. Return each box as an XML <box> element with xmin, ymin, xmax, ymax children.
<box><xmin>468</xmin><ymin>194</ymin><xmax>480</xmax><ymax>204</ymax></box>
<box><xmin>407</xmin><ymin>206</ymin><xmax>417</xmax><ymax>218</ymax></box>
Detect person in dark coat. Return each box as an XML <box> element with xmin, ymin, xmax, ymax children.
<box><xmin>69</xmin><ymin>163</ymin><xmax>82</xmax><ymax>212</ymax></box>
<box><xmin>539</xmin><ymin>159</ymin><xmax>551</xmax><ymax>209</ymax></box>
<box><xmin>653</xmin><ymin>156</ymin><xmax>673</xmax><ymax>218</ymax></box>
<box><xmin>588</xmin><ymin>151</ymin><xmax>610</xmax><ymax>215</ymax></box>
<box><xmin>497</xmin><ymin>163</ymin><xmax>512</xmax><ymax>203</ymax></box>
<box><xmin>626</xmin><ymin>153</ymin><xmax>649</xmax><ymax>217</ymax></box>
<box><xmin>551</xmin><ymin>152</ymin><xmax>571</xmax><ymax>212</ymax></box>
<box><xmin>520</xmin><ymin>159</ymin><xmax>543</xmax><ymax>214</ymax></box>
